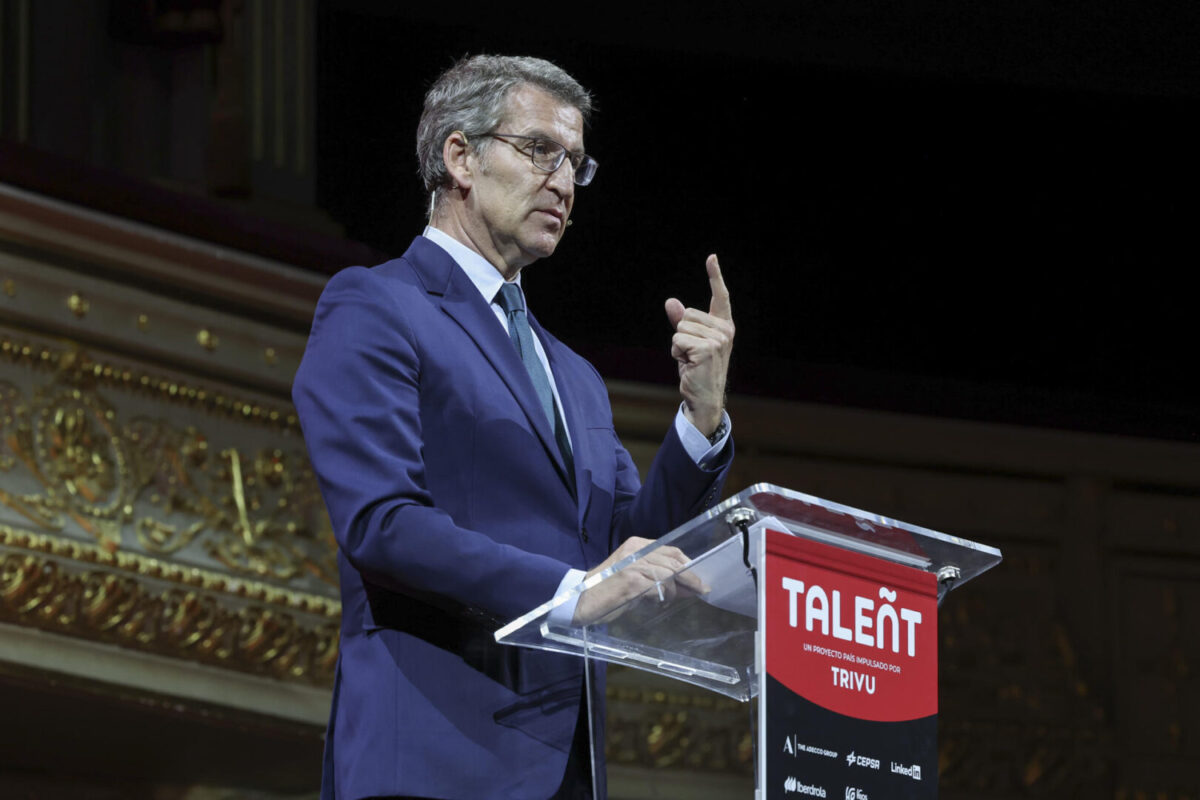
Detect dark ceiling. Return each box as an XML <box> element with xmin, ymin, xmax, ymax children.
<box><xmin>313</xmin><ymin>3</ymin><xmax>1200</xmax><ymax>442</ymax></box>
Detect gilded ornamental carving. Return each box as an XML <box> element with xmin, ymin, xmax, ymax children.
<box><xmin>0</xmin><ymin>331</ymin><xmax>338</xmax><ymax>685</ymax></box>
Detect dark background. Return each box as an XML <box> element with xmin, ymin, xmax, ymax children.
<box><xmin>314</xmin><ymin>2</ymin><xmax>1200</xmax><ymax>442</ymax></box>
<box><xmin>2</xmin><ymin>0</ymin><xmax>1197</xmax><ymax>438</ymax></box>
<box><xmin>1</xmin><ymin>5</ymin><xmax>1197</xmax><ymax>797</ymax></box>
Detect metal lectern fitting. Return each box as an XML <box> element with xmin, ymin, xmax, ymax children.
<box><xmin>725</xmin><ymin>507</ymin><xmax>759</xmax><ymax>592</ymax></box>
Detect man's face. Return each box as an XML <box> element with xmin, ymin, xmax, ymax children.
<box><xmin>467</xmin><ymin>85</ymin><xmax>584</xmax><ymax>274</ymax></box>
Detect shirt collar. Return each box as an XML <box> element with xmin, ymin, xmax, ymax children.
<box><xmin>423</xmin><ymin>225</ymin><xmax>520</xmax><ymax>305</ymax></box>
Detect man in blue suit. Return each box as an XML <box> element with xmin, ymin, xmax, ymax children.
<box><xmin>293</xmin><ymin>55</ymin><xmax>735</xmax><ymax>799</ymax></box>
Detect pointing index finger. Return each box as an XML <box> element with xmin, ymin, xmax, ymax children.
<box><xmin>706</xmin><ymin>254</ymin><xmax>732</xmax><ymax>320</ymax></box>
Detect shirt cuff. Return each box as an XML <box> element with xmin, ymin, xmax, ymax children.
<box><xmin>547</xmin><ymin>568</ymin><xmax>588</xmax><ymax>626</ymax></box>
<box><xmin>674</xmin><ymin>405</ymin><xmax>732</xmax><ymax>468</ymax></box>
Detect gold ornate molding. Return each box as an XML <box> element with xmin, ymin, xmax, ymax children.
<box><xmin>0</xmin><ymin>328</ymin><xmax>339</xmax><ymax>685</ymax></box>
<box><xmin>0</xmin><ymin>527</ymin><xmax>337</xmax><ymax>618</ymax></box>
<box><xmin>0</xmin><ymin>546</ymin><xmax>337</xmax><ymax>684</ymax></box>
<box><xmin>0</xmin><ymin>333</ymin><xmax>329</xmax><ymax>567</ymax></box>
<box><xmin>0</xmin><ymin>333</ymin><xmax>301</xmax><ymax>431</ymax></box>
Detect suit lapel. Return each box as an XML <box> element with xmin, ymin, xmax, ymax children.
<box><xmin>402</xmin><ymin>238</ymin><xmax>575</xmax><ymax>496</ymax></box>
<box><xmin>529</xmin><ymin>314</ymin><xmax>589</xmax><ymax>515</ymax></box>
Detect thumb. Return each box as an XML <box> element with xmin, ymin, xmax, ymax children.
<box><xmin>664</xmin><ymin>298</ymin><xmax>685</xmax><ymax>329</ymax></box>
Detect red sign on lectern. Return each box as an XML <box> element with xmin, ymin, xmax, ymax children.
<box><xmin>761</xmin><ymin>528</ymin><xmax>939</xmax><ymax>799</ymax></box>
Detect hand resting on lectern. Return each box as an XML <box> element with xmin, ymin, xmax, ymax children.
<box><xmin>572</xmin><ymin>536</ymin><xmax>708</xmax><ymax>625</ymax></box>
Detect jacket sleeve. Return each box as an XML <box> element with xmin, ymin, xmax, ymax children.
<box><xmin>610</xmin><ymin>419</ymin><xmax>732</xmax><ymax>549</ymax></box>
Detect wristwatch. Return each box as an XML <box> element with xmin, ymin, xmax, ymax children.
<box><xmin>707</xmin><ymin>417</ymin><xmax>728</xmax><ymax>446</ymax></box>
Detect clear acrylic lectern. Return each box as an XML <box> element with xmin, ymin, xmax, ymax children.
<box><xmin>495</xmin><ymin>483</ymin><xmax>1002</xmax><ymax>798</ymax></box>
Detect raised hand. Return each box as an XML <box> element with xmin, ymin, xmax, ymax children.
<box><xmin>664</xmin><ymin>254</ymin><xmax>734</xmax><ymax>437</ymax></box>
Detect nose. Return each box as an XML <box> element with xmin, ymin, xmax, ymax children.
<box><xmin>546</xmin><ymin>158</ymin><xmax>575</xmax><ymax>201</ymax></box>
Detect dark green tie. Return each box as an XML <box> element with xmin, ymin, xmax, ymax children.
<box><xmin>495</xmin><ymin>283</ymin><xmax>574</xmax><ymax>480</ymax></box>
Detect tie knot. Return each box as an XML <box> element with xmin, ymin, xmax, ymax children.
<box><xmin>495</xmin><ymin>282</ymin><xmax>525</xmax><ymax>314</ymax></box>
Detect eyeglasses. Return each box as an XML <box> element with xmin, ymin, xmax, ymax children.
<box><xmin>473</xmin><ymin>132</ymin><xmax>598</xmax><ymax>186</ymax></box>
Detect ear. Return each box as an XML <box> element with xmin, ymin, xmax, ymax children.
<box><xmin>442</xmin><ymin>130</ymin><xmax>473</xmax><ymax>191</ymax></box>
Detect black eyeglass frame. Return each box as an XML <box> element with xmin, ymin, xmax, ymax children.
<box><xmin>470</xmin><ymin>132</ymin><xmax>598</xmax><ymax>186</ymax></box>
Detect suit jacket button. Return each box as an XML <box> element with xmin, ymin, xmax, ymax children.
<box><xmin>581</xmin><ymin>526</ymin><xmax>589</xmax><ymax>542</ymax></box>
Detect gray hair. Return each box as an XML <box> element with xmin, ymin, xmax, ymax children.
<box><xmin>417</xmin><ymin>55</ymin><xmax>593</xmax><ymax>211</ymax></box>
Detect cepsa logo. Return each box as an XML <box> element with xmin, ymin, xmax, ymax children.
<box><xmin>781</xmin><ymin>578</ymin><xmax>924</xmax><ymax>658</ymax></box>
<box><xmin>844</xmin><ymin>751</ymin><xmax>880</xmax><ymax>769</ymax></box>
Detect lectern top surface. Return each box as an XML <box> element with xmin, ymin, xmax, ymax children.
<box><xmin>494</xmin><ymin>483</ymin><xmax>1002</xmax><ymax>701</ymax></box>
<box><xmin>734</xmin><ymin>483</ymin><xmax>1003</xmax><ymax>583</ymax></box>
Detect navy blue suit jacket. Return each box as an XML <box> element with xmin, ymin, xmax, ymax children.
<box><xmin>293</xmin><ymin>236</ymin><xmax>731</xmax><ymax>799</ymax></box>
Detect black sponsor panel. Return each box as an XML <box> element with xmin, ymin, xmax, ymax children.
<box><xmin>765</xmin><ymin>675</ymin><xmax>936</xmax><ymax>800</ymax></box>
